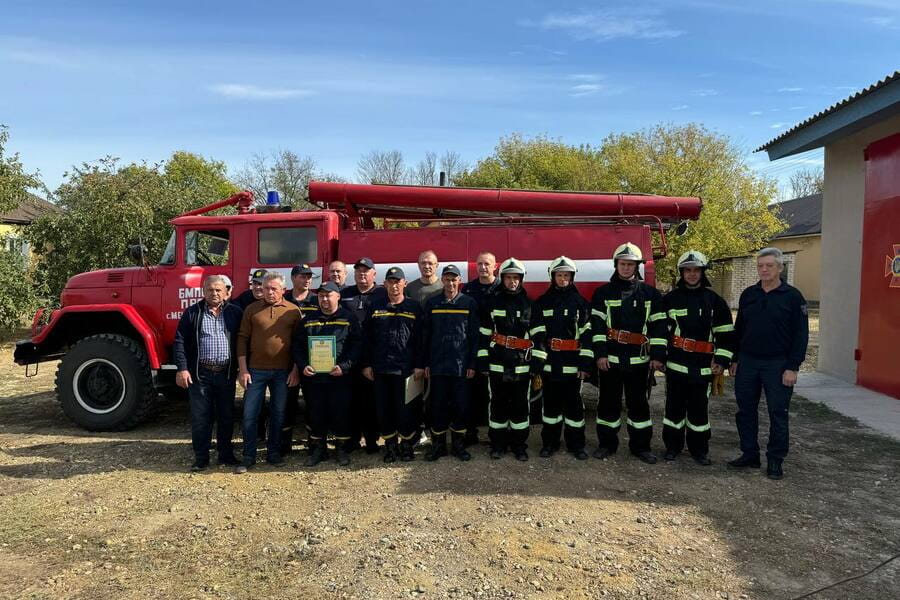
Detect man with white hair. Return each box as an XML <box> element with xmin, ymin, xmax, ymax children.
<box><xmin>729</xmin><ymin>247</ymin><xmax>809</xmax><ymax>480</ymax></box>
<box><xmin>173</xmin><ymin>275</ymin><xmax>244</xmax><ymax>471</ymax></box>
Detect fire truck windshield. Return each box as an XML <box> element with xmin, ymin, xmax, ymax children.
<box><xmin>159</xmin><ymin>231</ymin><xmax>176</xmax><ymax>265</ymax></box>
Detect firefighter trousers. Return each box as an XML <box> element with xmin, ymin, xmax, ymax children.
<box><xmin>429</xmin><ymin>375</ymin><xmax>469</xmax><ymax>435</ymax></box>
<box><xmin>305</xmin><ymin>377</ymin><xmax>352</xmax><ymax>445</ymax></box>
<box><xmin>374</xmin><ymin>373</ymin><xmax>422</xmax><ymax>442</ymax></box>
<box><xmin>596</xmin><ymin>366</ymin><xmax>652</xmax><ymax>454</ymax></box>
<box><xmin>350</xmin><ymin>372</ymin><xmax>379</xmax><ymax>449</ymax></box>
<box><xmin>663</xmin><ymin>371</ymin><xmax>711</xmax><ymax>456</ymax></box>
<box><xmin>487</xmin><ymin>375</ymin><xmax>531</xmax><ymax>451</ymax></box>
<box><xmin>540</xmin><ymin>379</ymin><xmax>586</xmax><ymax>452</ymax></box>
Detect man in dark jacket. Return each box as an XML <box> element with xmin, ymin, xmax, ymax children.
<box><xmin>662</xmin><ymin>251</ymin><xmax>735</xmax><ymax>465</ymax></box>
<box><xmin>174</xmin><ymin>275</ymin><xmax>244</xmax><ymax>471</ymax></box>
<box><xmin>418</xmin><ymin>264</ymin><xmax>481</xmax><ymax>461</ymax></box>
<box><xmin>530</xmin><ymin>256</ymin><xmax>593</xmax><ymax>460</ymax></box>
<box><xmin>294</xmin><ymin>281</ymin><xmax>363</xmax><ymax>467</ymax></box>
<box><xmin>477</xmin><ymin>258</ymin><xmax>535</xmax><ymax>461</ymax></box>
<box><xmin>591</xmin><ymin>243</ymin><xmax>667</xmax><ymax>464</ymax></box>
<box><xmin>462</xmin><ymin>251</ymin><xmax>499</xmax><ymax>446</ymax></box>
<box><xmin>362</xmin><ymin>267</ymin><xmax>424</xmax><ymax>462</ymax></box>
<box><xmin>233</xmin><ymin>269</ymin><xmax>267</xmax><ymax>310</ymax></box>
<box><xmin>729</xmin><ymin>247</ymin><xmax>809</xmax><ymax>480</ymax></box>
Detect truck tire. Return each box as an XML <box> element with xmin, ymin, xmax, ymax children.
<box><xmin>56</xmin><ymin>334</ymin><xmax>156</xmax><ymax>431</ymax></box>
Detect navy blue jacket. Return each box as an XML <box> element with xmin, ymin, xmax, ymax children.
<box><xmin>418</xmin><ymin>291</ymin><xmax>481</xmax><ymax>377</ymax></box>
<box><xmin>292</xmin><ymin>307</ymin><xmax>363</xmax><ymax>379</ymax></box>
<box><xmin>173</xmin><ymin>300</ymin><xmax>244</xmax><ymax>378</ymax></box>
<box><xmin>734</xmin><ymin>281</ymin><xmax>809</xmax><ymax>371</ymax></box>
<box><xmin>363</xmin><ymin>295</ymin><xmax>423</xmax><ymax>376</ymax></box>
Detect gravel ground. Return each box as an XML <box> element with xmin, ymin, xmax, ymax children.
<box><xmin>1</xmin><ymin>336</ymin><xmax>898</xmax><ymax>600</ymax></box>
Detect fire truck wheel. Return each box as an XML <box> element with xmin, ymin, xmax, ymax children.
<box><xmin>56</xmin><ymin>334</ymin><xmax>156</xmax><ymax>431</ymax></box>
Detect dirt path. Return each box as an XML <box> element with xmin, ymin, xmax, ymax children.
<box><xmin>1</xmin><ymin>340</ymin><xmax>898</xmax><ymax>599</ymax></box>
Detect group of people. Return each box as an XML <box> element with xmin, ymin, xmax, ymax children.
<box><xmin>174</xmin><ymin>243</ymin><xmax>808</xmax><ymax>480</ymax></box>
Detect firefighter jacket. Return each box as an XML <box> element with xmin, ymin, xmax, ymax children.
<box><xmin>285</xmin><ymin>289</ymin><xmax>319</xmax><ymax>317</ymax></box>
<box><xmin>477</xmin><ymin>286</ymin><xmax>535</xmax><ymax>380</ymax></box>
<box><xmin>662</xmin><ymin>283</ymin><xmax>735</xmax><ymax>379</ymax></box>
<box><xmin>417</xmin><ymin>291</ymin><xmax>480</xmax><ymax>377</ymax></box>
<box><xmin>590</xmin><ymin>275</ymin><xmax>667</xmax><ymax>368</ymax></box>
<box><xmin>462</xmin><ymin>278</ymin><xmax>500</xmax><ymax>310</ymax></box>
<box><xmin>292</xmin><ymin>306</ymin><xmax>362</xmax><ymax>379</ymax></box>
<box><xmin>340</xmin><ymin>284</ymin><xmax>388</xmax><ymax>326</ymax></box>
<box><xmin>362</xmin><ymin>295</ymin><xmax>423</xmax><ymax>377</ymax></box>
<box><xmin>530</xmin><ymin>284</ymin><xmax>593</xmax><ymax>380</ymax></box>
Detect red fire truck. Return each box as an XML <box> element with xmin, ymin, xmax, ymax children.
<box><xmin>14</xmin><ymin>182</ymin><xmax>701</xmax><ymax>431</ymax></box>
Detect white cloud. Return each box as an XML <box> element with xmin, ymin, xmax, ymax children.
<box><xmin>691</xmin><ymin>89</ymin><xmax>719</xmax><ymax>97</ymax></box>
<box><xmin>568</xmin><ymin>73</ymin><xmax>602</xmax><ymax>82</ymax></box>
<box><xmin>777</xmin><ymin>87</ymin><xmax>803</xmax><ymax>92</ymax></box>
<box><xmin>569</xmin><ymin>83</ymin><xmax>602</xmax><ymax>97</ymax></box>
<box><xmin>749</xmin><ymin>110</ymin><xmax>763</xmax><ymax>116</ymax></box>
<box><xmin>671</xmin><ymin>104</ymin><xmax>689</xmax><ymax>111</ymax></box>
<box><xmin>208</xmin><ymin>84</ymin><xmax>315</xmax><ymax>100</ymax></box>
<box><xmin>770</xmin><ymin>122</ymin><xmax>788</xmax><ymax>129</ymax></box>
<box><xmin>789</xmin><ymin>105</ymin><xmax>807</xmax><ymax>110</ymax></box>
<box><xmin>864</xmin><ymin>15</ymin><xmax>897</xmax><ymax>28</ymax></box>
<box><xmin>527</xmin><ymin>8</ymin><xmax>683</xmax><ymax>41</ymax></box>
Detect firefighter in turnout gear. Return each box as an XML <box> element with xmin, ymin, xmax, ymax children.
<box><xmin>361</xmin><ymin>267</ymin><xmax>424</xmax><ymax>463</ymax></box>
<box><xmin>531</xmin><ymin>256</ymin><xmax>593</xmax><ymax>460</ymax></box>
<box><xmin>293</xmin><ymin>281</ymin><xmax>363</xmax><ymax>467</ymax></box>
<box><xmin>591</xmin><ymin>243</ymin><xmax>667</xmax><ymax>464</ymax></box>
<box><xmin>477</xmin><ymin>258</ymin><xmax>535</xmax><ymax>461</ymax></box>
<box><xmin>661</xmin><ymin>251</ymin><xmax>735</xmax><ymax>464</ymax></box>
<box><xmin>417</xmin><ymin>265</ymin><xmax>481</xmax><ymax>462</ymax></box>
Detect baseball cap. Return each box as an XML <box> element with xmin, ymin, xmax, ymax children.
<box><xmin>317</xmin><ymin>281</ymin><xmax>341</xmax><ymax>294</ymax></box>
<box><xmin>291</xmin><ymin>263</ymin><xmax>317</xmax><ymax>277</ymax></box>
<box><xmin>442</xmin><ymin>264</ymin><xmax>462</xmax><ymax>278</ymax></box>
<box><xmin>250</xmin><ymin>268</ymin><xmax>268</xmax><ymax>283</ymax></box>
<box><xmin>384</xmin><ymin>266</ymin><xmax>406</xmax><ymax>280</ymax></box>
<box><xmin>354</xmin><ymin>257</ymin><xmax>375</xmax><ymax>269</ymax></box>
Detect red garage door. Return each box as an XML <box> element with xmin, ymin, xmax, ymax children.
<box><xmin>858</xmin><ymin>132</ymin><xmax>900</xmax><ymax>399</ymax></box>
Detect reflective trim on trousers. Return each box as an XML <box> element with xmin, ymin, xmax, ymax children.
<box><xmin>662</xmin><ymin>418</ymin><xmax>685</xmax><ymax>429</ymax></box>
<box><xmin>686</xmin><ymin>419</ymin><xmax>711</xmax><ymax>432</ymax></box>
<box><xmin>510</xmin><ymin>419</ymin><xmax>530</xmax><ymax>430</ymax></box>
<box><xmin>596</xmin><ymin>417</ymin><xmax>622</xmax><ymax>428</ymax></box>
<box><xmin>627</xmin><ymin>418</ymin><xmax>652</xmax><ymax>429</ymax></box>
<box><xmin>564</xmin><ymin>418</ymin><xmax>585</xmax><ymax>428</ymax></box>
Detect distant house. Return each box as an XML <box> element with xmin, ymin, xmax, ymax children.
<box><xmin>0</xmin><ymin>193</ymin><xmax>58</xmax><ymax>259</ymax></box>
<box><xmin>709</xmin><ymin>193</ymin><xmax>822</xmax><ymax>307</ymax></box>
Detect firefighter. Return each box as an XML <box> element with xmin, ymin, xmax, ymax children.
<box><xmin>462</xmin><ymin>251</ymin><xmax>499</xmax><ymax>447</ymax></box>
<box><xmin>418</xmin><ymin>264</ymin><xmax>481</xmax><ymax>462</ymax></box>
<box><xmin>340</xmin><ymin>257</ymin><xmax>388</xmax><ymax>454</ymax></box>
<box><xmin>661</xmin><ymin>251</ymin><xmax>735</xmax><ymax>465</ymax></box>
<box><xmin>293</xmin><ymin>281</ymin><xmax>362</xmax><ymax>467</ymax></box>
<box><xmin>591</xmin><ymin>243</ymin><xmax>667</xmax><ymax>464</ymax></box>
<box><xmin>530</xmin><ymin>256</ymin><xmax>593</xmax><ymax>460</ymax></box>
<box><xmin>362</xmin><ymin>267</ymin><xmax>424</xmax><ymax>462</ymax></box>
<box><xmin>477</xmin><ymin>258</ymin><xmax>535</xmax><ymax>461</ymax></box>
<box><xmin>281</xmin><ymin>264</ymin><xmax>320</xmax><ymax>456</ymax></box>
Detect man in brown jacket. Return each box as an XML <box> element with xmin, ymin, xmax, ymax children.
<box><xmin>235</xmin><ymin>272</ymin><xmax>301</xmax><ymax>472</ymax></box>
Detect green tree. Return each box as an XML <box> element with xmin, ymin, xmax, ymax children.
<box><xmin>0</xmin><ymin>125</ymin><xmax>43</xmax><ymax>215</ymax></box>
<box><xmin>26</xmin><ymin>152</ymin><xmax>237</xmax><ymax>298</ymax></box>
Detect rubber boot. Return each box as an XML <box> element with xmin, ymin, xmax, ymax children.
<box><xmin>399</xmin><ymin>439</ymin><xmax>415</xmax><ymax>462</ymax></box>
<box><xmin>425</xmin><ymin>433</ymin><xmax>448</xmax><ymax>462</ymax></box>
<box><xmin>450</xmin><ymin>431</ymin><xmax>472</xmax><ymax>462</ymax></box>
<box><xmin>383</xmin><ymin>438</ymin><xmax>398</xmax><ymax>463</ymax></box>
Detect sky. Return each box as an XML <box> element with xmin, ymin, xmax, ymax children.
<box><xmin>2</xmin><ymin>0</ymin><xmax>899</xmax><ymax>197</ymax></box>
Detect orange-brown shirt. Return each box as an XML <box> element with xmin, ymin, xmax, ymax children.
<box><xmin>237</xmin><ymin>299</ymin><xmax>301</xmax><ymax>370</ymax></box>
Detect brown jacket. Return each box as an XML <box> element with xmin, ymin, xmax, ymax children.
<box><xmin>237</xmin><ymin>300</ymin><xmax>301</xmax><ymax>370</ymax></box>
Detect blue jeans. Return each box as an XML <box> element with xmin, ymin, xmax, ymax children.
<box><xmin>734</xmin><ymin>356</ymin><xmax>793</xmax><ymax>461</ymax></box>
<box><xmin>241</xmin><ymin>368</ymin><xmax>289</xmax><ymax>463</ymax></box>
<box><xmin>188</xmin><ymin>366</ymin><xmax>236</xmax><ymax>462</ymax></box>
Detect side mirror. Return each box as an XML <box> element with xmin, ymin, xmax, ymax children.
<box><xmin>674</xmin><ymin>221</ymin><xmax>689</xmax><ymax>236</ymax></box>
<box><xmin>128</xmin><ymin>243</ymin><xmax>148</xmax><ymax>266</ymax></box>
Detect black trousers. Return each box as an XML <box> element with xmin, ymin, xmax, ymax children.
<box><xmin>487</xmin><ymin>375</ymin><xmax>531</xmax><ymax>451</ymax></box>
<box><xmin>374</xmin><ymin>374</ymin><xmax>422</xmax><ymax>441</ymax></box>
<box><xmin>663</xmin><ymin>371</ymin><xmax>712</xmax><ymax>456</ymax></box>
<box><xmin>540</xmin><ymin>378</ymin><xmax>586</xmax><ymax>452</ymax></box>
<box><xmin>305</xmin><ymin>377</ymin><xmax>352</xmax><ymax>444</ymax></box>
<box><xmin>188</xmin><ymin>366</ymin><xmax>236</xmax><ymax>462</ymax></box>
<box><xmin>429</xmin><ymin>374</ymin><xmax>470</xmax><ymax>434</ymax></box>
<box><xmin>467</xmin><ymin>372</ymin><xmax>491</xmax><ymax>433</ymax></box>
<box><xmin>350</xmin><ymin>372</ymin><xmax>379</xmax><ymax>447</ymax></box>
<box><xmin>596</xmin><ymin>366</ymin><xmax>652</xmax><ymax>454</ymax></box>
<box><xmin>734</xmin><ymin>356</ymin><xmax>793</xmax><ymax>461</ymax></box>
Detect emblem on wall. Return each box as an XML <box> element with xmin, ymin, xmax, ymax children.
<box><xmin>886</xmin><ymin>244</ymin><xmax>900</xmax><ymax>288</ymax></box>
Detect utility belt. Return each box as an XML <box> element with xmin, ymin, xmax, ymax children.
<box><xmin>490</xmin><ymin>333</ymin><xmax>534</xmax><ymax>351</ymax></box>
<box><xmin>671</xmin><ymin>335</ymin><xmax>715</xmax><ymax>354</ymax></box>
<box><xmin>607</xmin><ymin>328</ymin><xmax>648</xmax><ymax>346</ymax></box>
<box><xmin>198</xmin><ymin>362</ymin><xmax>227</xmax><ymax>372</ymax></box>
<box><xmin>549</xmin><ymin>338</ymin><xmax>581</xmax><ymax>352</ymax></box>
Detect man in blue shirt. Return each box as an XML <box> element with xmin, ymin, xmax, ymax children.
<box><xmin>729</xmin><ymin>247</ymin><xmax>809</xmax><ymax>480</ymax></box>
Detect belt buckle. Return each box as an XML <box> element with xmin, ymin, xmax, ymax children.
<box><xmin>682</xmin><ymin>337</ymin><xmax>696</xmax><ymax>352</ymax></box>
<box><xmin>616</xmin><ymin>330</ymin><xmax>632</xmax><ymax>344</ymax></box>
<box><xmin>550</xmin><ymin>338</ymin><xmax>562</xmax><ymax>351</ymax></box>
<box><xmin>504</xmin><ymin>336</ymin><xmax>518</xmax><ymax>348</ymax></box>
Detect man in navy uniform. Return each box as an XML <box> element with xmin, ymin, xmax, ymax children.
<box><xmin>729</xmin><ymin>247</ymin><xmax>808</xmax><ymax>480</ymax></box>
